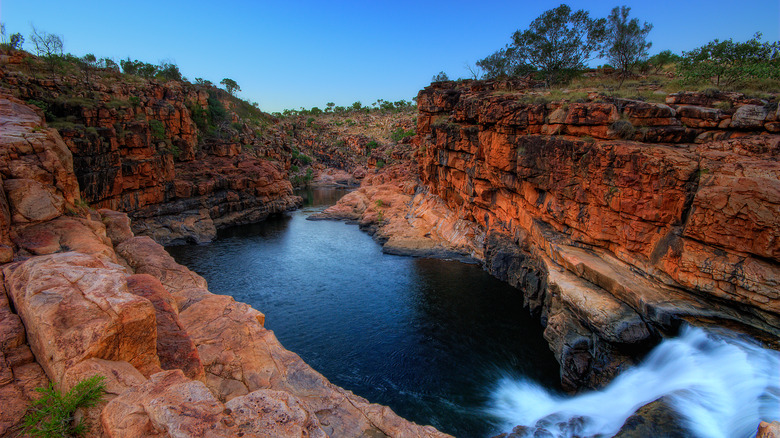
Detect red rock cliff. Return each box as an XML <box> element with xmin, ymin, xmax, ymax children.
<box><xmin>0</xmin><ymin>50</ymin><xmax>300</xmax><ymax>245</ymax></box>
<box><xmin>415</xmin><ymin>80</ymin><xmax>780</xmax><ymax>389</ymax></box>
<box><xmin>0</xmin><ymin>95</ymin><xmax>449</xmax><ymax>437</ymax></box>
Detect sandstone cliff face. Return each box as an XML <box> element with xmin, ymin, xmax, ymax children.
<box><xmin>1</xmin><ymin>51</ymin><xmax>300</xmax><ymax>245</ymax></box>
<box><xmin>414</xmin><ymin>80</ymin><xmax>780</xmax><ymax>389</ymax></box>
<box><xmin>310</xmin><ymin>162</ymin><xmax>483</xmax><ymax>260</ymax></box>
<box><xmin>0</xmin><ymin>96</ymin><xmax>449</xmax><ymax>437</ymax></box>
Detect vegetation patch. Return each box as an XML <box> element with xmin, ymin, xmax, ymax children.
<box><xmin>22</xmin><ymin>375</ymin><xmax>106</xmax><ymax>438</ymax></box>
<box><xmin>291</xmin><ymin>148</ymin><xmax>312</xmax><ymax>165</ymax></box>
<box><xmin>291</xmin><ymin>168</ymin><xmax>314</xmax><ymax>186</ymax></box>
<box><xmin>149</xmin><ymin>120</ymin><xmax>166</xmax><ymax>140</ymax></box>
<box><xmin>610</xmin><ymin>119</ymin><xmax>636</xmax><ymax>139</ymax></box>
<box><xmin>390</xmin><ymin>128</ymin><xmax>415</xmax><ymax>142</ymax></box>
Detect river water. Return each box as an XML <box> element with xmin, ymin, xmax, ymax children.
<box><xmin>167</xmin><ymin>188</ymin><xmax>780</xmax><ymax>438</ymax></box>
<box><xmin>166</xmin><ymin>188</ymin><xmax>562</xmax><ymax>437</ymax></box>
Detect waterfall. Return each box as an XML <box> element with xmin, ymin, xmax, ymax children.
<box><xmin>487</xmin><ymin>325</ymin><xmax>780</xmax><ymax>438</ymax></box>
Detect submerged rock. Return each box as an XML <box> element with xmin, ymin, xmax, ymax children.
<box><xmin>613</xmin><ymin>399</ymin><xmax>688</xmax><ymax>438</ymax></box>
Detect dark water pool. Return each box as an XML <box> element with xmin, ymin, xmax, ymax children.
<box><xmin>166</xmin><ymin>188</ymin><xmax>561</xmax><ymax>437</ymax></box>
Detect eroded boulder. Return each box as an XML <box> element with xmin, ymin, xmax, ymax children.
<box><xmin>3</xmin><ymin>252</ymin><xmax>161</xmax><ymax>383</ymax></box>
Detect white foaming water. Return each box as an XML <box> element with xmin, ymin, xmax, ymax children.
<box><xmin>487</xmin><ymin>325</ymin><xmax>780</xmax><ymax>438</ymax></box>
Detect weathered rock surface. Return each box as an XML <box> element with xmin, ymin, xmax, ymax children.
<box><xmin>0</xmin><ymin>94</ymin><xmax>449</xmax><ymax>437</ymax></box>
<box><xmin>126</xmin><ymin>274</ymin><xmax>204</xmax><ymax>380</ymax></box>
<box><xmin>311</xmin><ymin>163</ymin><xmax>483</xmax><ymax>261</ymax></box>
<box><xmin>101</xmin><ymin>370</ymin><xmax>329</xmax><ymax>438</ymax></box>
<box><xmin>0</xmin><ymin>54</ymin><xmax>301</xmax><ymax>245</ymax></box>
<box><xmin>3</xmin><ymin>252</ymin><xmax>162</xmax><ymax>382</ymax></box>
<box><xmin>311</xmin><ymin>167</ymin><xmax>361</xmax><ymax>187</ymax></box>
<box><xmin>128</xmin><ymin>155</ymin><xmax>301</xmax><ymax>245</ymax></box>
<box><xmin>0</xmin><ymin>279</ymin><xmax>50</xmax><ymax>437</ymax></box>
<box><xmin>413</xmin><ymin>81</ymin><xmax>780</xmax><ymax>390</ymax></box>
<box><xmin>757</xmin><ymin>421</ymin><xmax>780</xmax><ymax>438</ymax></box>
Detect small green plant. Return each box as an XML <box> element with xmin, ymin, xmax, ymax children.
<box><xmin>390</xmin><ymin>127</ymin><xmax>415</xmax><ymax>142</ymax></box>
<box><xmin>290</xmin><ymin>168</ymin><xmax>314</xmax><ymax>186</ymax></box>
<box><xmin>366</xmin><ymin>140</ymin><xmax>379</xmax><ymax>153</ymax></box>
<box><xmin>376</xmin><ymin>210</ymin><xmax>384</xmax><ymax>223</ymax></box>
<box><xmin>26</xmin><ymin>99</ymin><xmax>49</xmax><ymax>113</ymax></box>
<box><xmin>375</xmin><ymin>199</ymin><xmax>384</xmax><ymax>208</ymax></box>
<box><xmin>376</xmin><ymin>159</ymin><xmax>385</xmax><ymax>169</ymax></box>
<box><xmin>22</xmin><ymin>375</ymin><xmax>106</xmax><ymax>437</ymax></box>
<box><xmin>75</xmin><ymin>198</ymin><xmax>90</xmax><ymax>209</ymax></box>
<box><xmin>610</xmin><ymin>119</ymin><xmax>636</xmax><ymax>139</ymax></box>
<box><xmin>167</xmin><ymin>144</ymin><xmax>181</xmax><ymax>160</ymax></box>
<box><xmin>207</xmin><ymin>94</ymin><xmax>228</xmax><ymax>125</ymax></box>
<box><xmin>128</xmin><ymin>96</ymin><xmax>141</xmax><ymax>108</ymax></box>
<box><xmin>149</xmin><ymin>120</ymin><xmax>166</xmax><ymax>140</ymax></box>
<box><xmin>291</xmin><ymin>148</ymin><xmax>313</xmax><ymax>165</ymax></box>
<box><xmin>105</xmin><ymin>99</ymin><xmax>128</xmax><ymax>109</ymax></box>
<box><xmin>605</xmin><ymin>185</ymin><xmax>620</xmax><ymax>203</ymax></box>
<box><xmin>702</xmin><ymin>87</ymin><xmax>720</xmax><ymax>98</ymax></box>
<box><xmin>713</xmin><ymin>101</ymin><xmax>733</xmax><ymax>111</ymax></box>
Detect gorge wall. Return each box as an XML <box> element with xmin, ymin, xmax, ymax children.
<box><xmin>414</xmin><ymin>80</ymin><xmax>780</xmax><ymax>389</ymax></box>
<box><xmin>0</xmin><ymin>50</ymin><xmax>300</xmax><ymax>245</ymax></box>
<box><xmin>0</xmin><ymin>94</ymin><xmax>449</xmax><ymax>437</ymax></box>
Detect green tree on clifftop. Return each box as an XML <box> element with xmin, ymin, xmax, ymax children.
<box><xmin>29</xmin><ymin>26</ymin><xmax>63</xmax><ymax>74</ymax></box>
<box><xmin>677</xmin><ymin>33</ymin><xmax>780</xmax><ymax>87</ymax></box>
<box><xmin>510</xmin><ymin>4</ymin><xmax>606</xmax><ymax>85</ymax></box>
<box><xmin>604</xmin><ymin>6</ymin><xmax>653</xmax><ymax>80</ymax></box>
<box><xmin>220</xmin><ymin>78</ymin><xmax>240</xmax><ymax>95</ymax></box>
<box><xmin>10</xmin><ymin>33</ymin><xmax>24</xmax><ymax>50</ymax></box>
<box><xmin>432</xmin><ymin>71</ymin><xmax>450</xmax><ymax>82</ymax></box>
<box><xmin>79</xmin><ymin>53</ymin><xmax>97</xmax><ymax>85</ymax></box>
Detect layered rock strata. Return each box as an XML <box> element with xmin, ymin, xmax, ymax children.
<box><xmin>1</xmin><ymin>51</ymin><xmax>300</xmax><ymax>245</ymax></box>
<box><xmin>415</xmin><ymin>81</ymin><xmax>780</xmax><ymax>389</ymax></box>
<box><xmin>320</xmin><ymin>81</ymin><xmax>779</xmax><ymax>393</ymax></box>
<box><xmin>0</xmin><ymin>95</ymin><xmax>449</xmax><ymax>437</ymax></box>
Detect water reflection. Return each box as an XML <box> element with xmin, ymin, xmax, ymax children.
<box><xmin>167</xmin><ymin>188</ymin><xmax>560</xmax><ymax>437</ymax></box>
<box><xmin>297</xmin><ymin>186</ymin><xmax>354</xmax><ymax>207</ymax></box>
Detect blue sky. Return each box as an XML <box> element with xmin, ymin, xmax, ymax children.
<box><xmin>1</xmin><ymin>1</ymin><xmax>778</xmax><ymax>112</ymax></box>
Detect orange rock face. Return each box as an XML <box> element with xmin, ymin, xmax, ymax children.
<box><xmin>0</xmin><ymin>96</ymin><xmax>449</xmax><ymax>437</ymax></box>
<box><xmin>3</xmin><ymin>252</ymin><xmax>162</xmax><ymax>382</ymax></box>
<box><xmin>312</xmin><ymin>163</ymin><xmax>483</xmax><ymax>260</ymax></box>
<box><xmin>1</xmin><ymin>65</ymin><xmax>300</xmax><ymax>245</ymax></box>
<box><xmin>413</xmin><ymin>81</ymin><xmax>780</xmax><ymax>389</ymax></box>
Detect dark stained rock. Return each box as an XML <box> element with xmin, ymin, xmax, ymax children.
<box><xmin>126</xmin><ymin>274</ymin><xmax>204</xmax><ymax>380</ymax></box>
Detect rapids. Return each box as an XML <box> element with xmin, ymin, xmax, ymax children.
<box><xmin>488</xmin><ymin>325</ymin><xmax>780</xmax><ymax>437</ymax></box>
